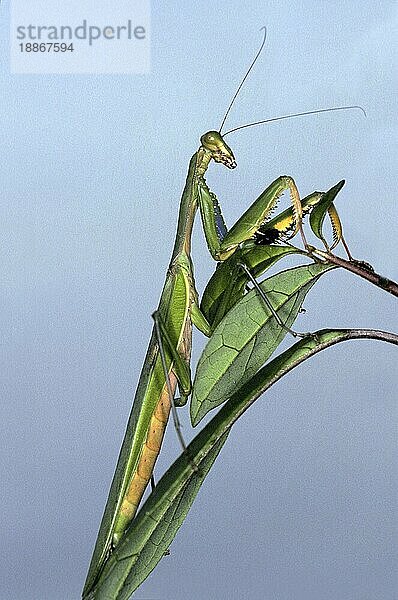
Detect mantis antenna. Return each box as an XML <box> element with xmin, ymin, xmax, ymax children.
<box><xmin>223</xmin><ymin>105</ymin><xmax>366</xmax><ymax>136</ymax></box>
<box><xmin>218</xmin><ymin>27</ymin><xmax>366</xmax><ymax>137</ymax></box>
<box><xmin>219</xmin><ymin>26</ymin><xmax>267</xmax><ymax>133</ymax></box>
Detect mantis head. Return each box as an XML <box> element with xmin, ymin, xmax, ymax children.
<box><xmin>200</xmin><ymin>131</ymin><xmax>236</xmax><ymax>169</ymax></box>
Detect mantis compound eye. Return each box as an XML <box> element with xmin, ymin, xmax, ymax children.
<box><xmin>200</xmin><ymin>131</ymin><xmax>220</xmax><ymax>148</ymax></box>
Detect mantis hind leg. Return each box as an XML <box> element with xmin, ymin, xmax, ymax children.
<box><xmin>237</xmin><ymin>261</ymin><xmax>313</xmax><ymax>340</ymax></box>
<box><xmin>152</xmin><ymin>311</ymin><xmax>199</xmax><ymax>471</ymax></box>
<box><xmin>152</xmin><ymin>311</ymin><xmax>189</xmax><ymax>451</ymax></box>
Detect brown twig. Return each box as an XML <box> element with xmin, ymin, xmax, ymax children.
<box><xmin>308</xmin><ymin>247</ymin><xmax>398</xmax><ymax>298</ymax></box>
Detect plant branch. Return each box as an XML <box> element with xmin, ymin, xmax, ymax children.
<box><xmin>309</xmin><ymin>248</ymin><xmax>398</xmax><ymax>298</ymax></box>
<box><xmin>91</xmin><ymin>329</ymin><xmax>398</xmax><ymax>600</ymax></box>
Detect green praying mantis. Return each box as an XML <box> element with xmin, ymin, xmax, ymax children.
<box><xmin>83</xmin><ymin>29</ymin><xmax>363</xmax><ymax>598</ymax></box>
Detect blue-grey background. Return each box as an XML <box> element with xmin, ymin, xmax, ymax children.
<box><xmin>0</xmin><ymin>2</ymin><xmax>397</xmax><ymax>599</ymax></box>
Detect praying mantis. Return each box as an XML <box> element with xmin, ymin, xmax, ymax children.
<box><xmin>83</xmin><ymin>29</ymin><xmax>362</xmax><ymax>598</ymax></box>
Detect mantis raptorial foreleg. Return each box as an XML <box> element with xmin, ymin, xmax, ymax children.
<box><xmin>197</xmin><ymin>166</ymin><xmax>320</xmax><ymax>336</ymax></box>
<box><xmin>199</xmin><ymin>172</ymin><xmax>306</xmax><ymax>262</ymax></box>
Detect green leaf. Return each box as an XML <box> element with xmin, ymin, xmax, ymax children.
<box><xmin>191</xmin><ymin>262</ymin><xmax>334</xmax><ymax>425</ymax></box>
<box><xmin>83</xmin><ymin>432</ymin><xmax>229</xmax><ymax>600</ymax></box>
<box><xmin>309</xmin><ymin>180</ymin><xmax>345</xmax><ymax>248</ymax></box>
<box><xmin>83</xmin><ymin>328</ymin><xmax>397</xmax><ymax>599</ymax></box>
<box><xmin>201</xmin><ymin>244</ymin><xmax>303</xmax><ymax>328</ymax></box>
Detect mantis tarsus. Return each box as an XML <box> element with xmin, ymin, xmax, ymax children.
<box><xmin>83</xmin><ymin>29</ymin><xmax>362</xmax><ymax>597</ymax></box>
